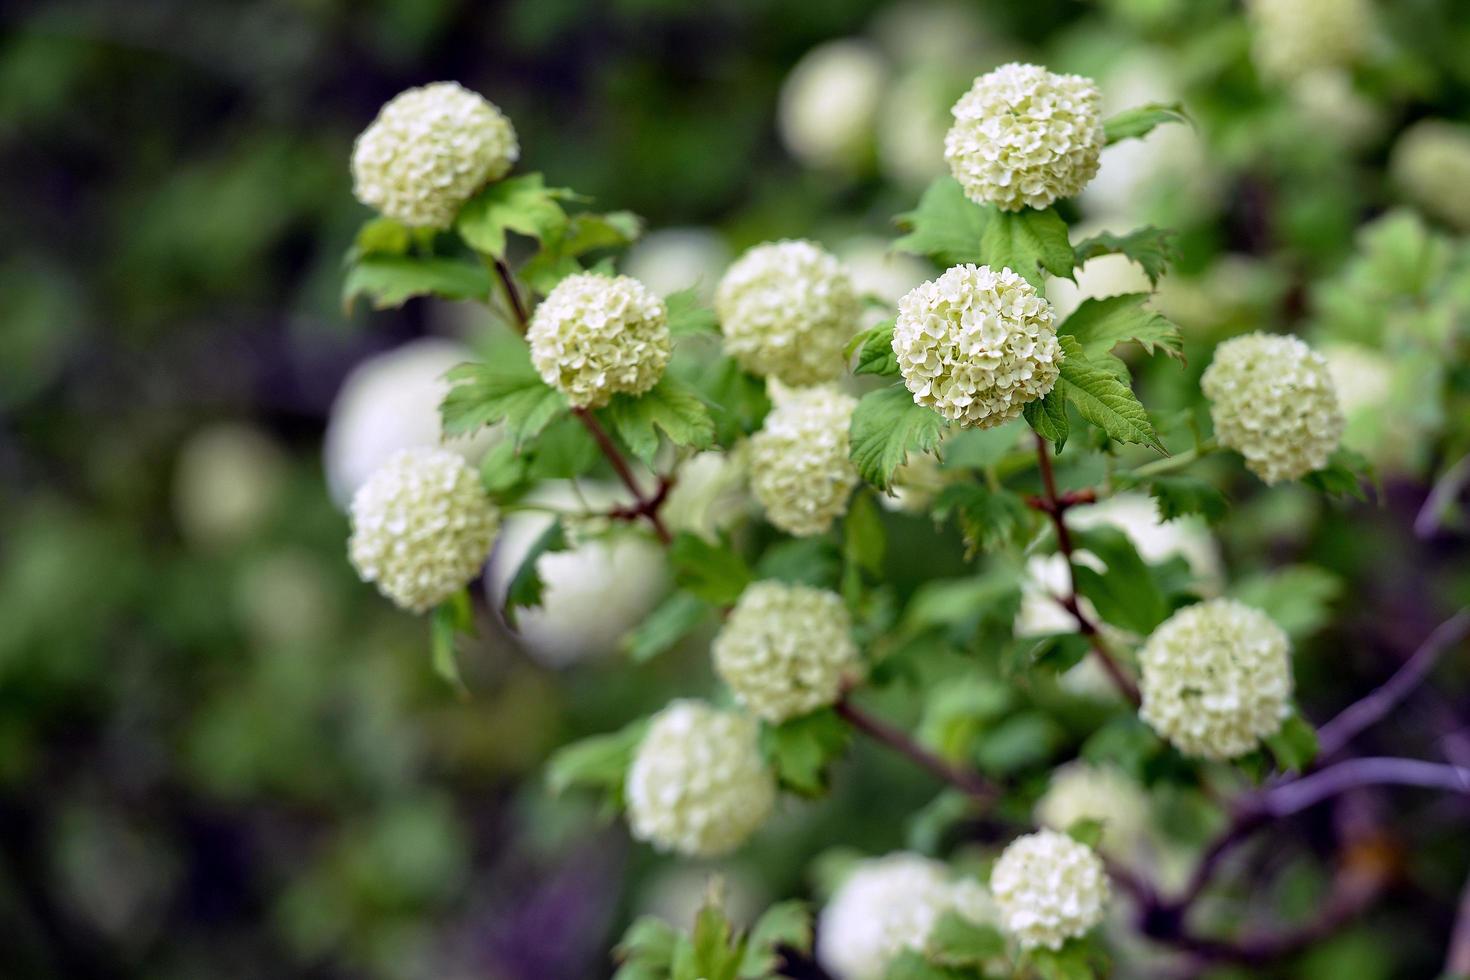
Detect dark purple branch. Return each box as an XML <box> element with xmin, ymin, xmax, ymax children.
<box><xmin>1448</xmin><ymin>872</ymin><xmax>1470</xmax><ymax>977</ymax></box>
<box><xmin>1258</xmin><ymin>758</ymin><xmax>1470</xmax><ymax>819</ymax></box>
<box><xmin>1415</xmin><ymin>452</ymin><xmax>1470</xmax><ymax>539</ymax></box>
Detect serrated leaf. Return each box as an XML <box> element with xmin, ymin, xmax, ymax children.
<box><xmin>1060</xmin><ymin>294</ymin><xmax>1183</xmax><ymax>362</ymax></box>
<box><xmin>441</xmin><ymin>357</ymin><xmax>568</xmax><ymax>446</ymax></box>
<box><xmin>926</xmin><ymin>912</ymin><xmax>1006</xmax><ymax>966</ymax></box>
<box><xmin>669</xmin><ymin>533</ymin><xmax>752</xmax><ymax>606</ymax></box>
<box><xmin>847</xmin><ymin>320</ymin><xmax>900</xmax><ymax>377</ymax></box>
<box><xmin>673</xmin><ymin>902</ymin><xmax>744</xmax><ymax>980</ymax></box>
<box><xmin>849</xmin><ymin>385</ymin><xmax>947</xmax><ymax>491</ymax></box>
<box><xmin>1103</xmin><ymin>101</ymin><xmax>1189</xmax><ymax>144</ymax></box>
<box><xmin>524</xmin><ymin>414</ymin><xmax>601</xmax><ymax>479</ymax></box>
<box><xmin>1145</xmin><ymin>475</ymin><xmax>1228</xmax><ymax>524</ymax></box>
<box><xmin>1055</xmin><ymin>336</ymin><xmax>1163</xmax><ymax>451</ymax></box>
<box><xmin>738</xmin><ymin>901</ymin><xmax>812</xmax><ymax>978</ymax></box>
<box><xmin>622</xmin><ymin>591</ymin><xmax>711</xmax><ymax>663</ymax></box>
<box><xmin>844</xmin><ymin>490</ymin><xmax>886</xmax><ymax>575</ymax></box>
<box><xmin>502</xmin><ymin>520</ymin><xmax>569</xmax><ymax>627</ymax></box>
<box><xmin>456</xmin><ymin>173</ymin><xmax>574</xmax><ymax>258</ymax></box>
<box><xmin>932</xmin><ymin>483</ymin><xmax>1030</xmax><ymax>556</ymax></box>
<box><xmin>1070</xmin><ymin>525</ymin><xmax>1170</xmax><ymax>634</ymax></box>
<box><xmin>546</xmin><ymin>717</ymin><xmax>647</xmax><ymax>806</ymax></box>
<box><xmin>894</xmin><ymin>177</ymin><xmax>987</xmax><ymax>266</ymax></box>
<box><xmin>342</xmin><ymin>255</ymin><xmax>492</xmax><ymax>312</ymax></box>
<box><xmin>1303</xmin><ymin>448</ymin><xmax>1375</xmax><ymax>501</ymax></box>
<box><xmin>615</xmin><ymin>917</ymin><xmax>680</xmax><ymax>975</ymax></box>
<box><xmin>1264</xmin><ymin>712</ymin><xmax>1319</xmax><ymax>773</ymax></box>
<box><xmin>1024</xmin><ymin>632</ymin><xmax>1092</xmax><ymax>674</ymax></box>
<box><xmin>1024</xmin><ymin>386</ymin><xmax>1070</xmax><ymax>452</ymax></box>
<box><xmin>602</xmin><ymin>377</ymin><xmax>716</xmax><ymax>464</ymax></box>
<box><xmin>979</xmin><ymin>205</ymin><xmax>1076</xmax><ymax>287</ymax></box>
<box><xmin>666</xmin><ymin>287</ymin><xmax>720</xmax><ymax>336</ymax></box>
<box><xmin>696</xmin><ymin>356</ymin><xmax>771</xmax><ymax>443</ymax></box>
<box><xmin>1072</xmin><ymin>227</ymin><xmax>1175</xmax><ymax>285</ymax></box>
<box><xmin>761</xmin><ymin>708</ymin><xmax>852</xmax><ymax>797</ymax></box>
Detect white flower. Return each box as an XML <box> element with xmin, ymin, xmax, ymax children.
<box><xmin>1138</xmin><ymin>599</ymin><xmax>1293</xmax><ymax>760</ymax></box>
<box><xmin>893</xmin><ymin>264</ymin><xmax>1062</xmax><ymax>428</ymax></box>
<box><xmin>527</xmin><ymin>273</ymin><xmax>671</xmax><ymax>409</ymax></box>
<box><xmin>173</xmin><ymin>424</ymin><xmax>286</xmax><ymax>549</ymax></box>
<box><xmin>351</xmin><ymin>81</ymin><xmax>518</xmax><ymax>230</ymax></box>
<box><xmin>1391</xmin><ymin>120</ymin><xmax>1470</xmax><ymax>231</ymax></box>
<box><xmin>625</xmin><ymin>700</ymin><xmax>776</xmax><ymax>858</ymax></box>
<box><xmin>944</xmin><ymin>63</ymin><xmax>1105</xmax><ymax>211</ymax></box>
<box><xmin>661</xmin><ymin>449</ymin><xmax>752</xmax><ymax>543</ymax></box>
<box><xmin>1035</xmin><ymin>762</ymin><xmax>1150</xmax><ymax>861</ymax></box>
<box><xmin>713</xmin><ymin>582</ymin><xmax>861</xmax><ymax>722</ymax></box>
<box><xmin>1069</xmin><ymin>493</ymin><xmax>1224</xmax><ymax>593</ymax></box>
<box><xmin>778</xmin><ymin>39</ymin><xmax>890</xmax><ymax>172</ymax></box>
<box><xmin>348</xmin><ymin>447</ymin><xmax>500</xmax><ymax>613</ymax></box>
<box><xmin>878</xmin><ymin>68</ymin><xmax>958</xmax><ymax>188</ymax></box>
<box><xmin>1200</xmin><ymin>332</ymin><xmax>1344</xmax><ymax>484</ymax></box>
<box><xmin>622</xmin><ymin>227</ymin><xmax>731</xmax><ymax>302</ymax></box>
<box><xmin>324</xmin><ymin>338</ymin><xmax>496</xmax><ymax>507</ymax></box>
<box><xmin>1044</xmin><ymin>251</ymin><xmax>1153</xmax><ymax>321</ymax></box>
<box><xmin>715</xmin><ymin>241</ymin><xmax>860</xmax><ymax>386</ymax></box>
<box><xmin>817</xmin><ymin>853</ymin><xmax>997</xmax><ymax>980</ymax></box>
<box><xmin>990</xmin><ymin>829</ymin><xmax>1109</xmax><ymax>951</ymax></box>
<box><xmin>1247</xmin><ymin>0</ymin><xmax>1372</xmax><ymax>83</ymax></box>
<box><xmin>1289</xmin><ymin>70</ymin><xmax>1383</xmax><ymax>148</ymax></box>
<box><xmin>749</xmin><ymin>386</ymin><xmax>859</xmax><ymax>537</ymax></box>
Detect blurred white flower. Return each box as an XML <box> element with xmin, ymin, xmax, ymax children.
<box><xmin>1247</xmin><ymin>0</ymin><xmax>1373</xmax><ymax>84</ymax></box>
<box><xmin>878</xmin><ymin>68</ymin><xmax>959</xmax><ymax>188</ymax></box>
<box><xmin>991</xmin><ymin>830</ymin><xmax>1109</xmax><ymax>951</ymax></box>
<box><xmin>1035</xmin><ymin>762</ymin><xmax>1151</xmax><ymax>861</ymax></box>
<box><xmin>173</xmin><ymin>423</ymin><xmax>287</xmax><ymax>549</ymax></box>
<box><xmin>661</xmin><ymin>449</ymin><xmax>751</xmax><ymax>544</ymax></box>
<box><xmin>778</xmin><ymin>39</ymin><xmax>890</xmax><ymax>173</ymax></box>
<box><xmin>1289</xmin><ymin>70</ymin><xmax>1383</xmax><ymax>148</ymax></box>
<box><xmin>1391</xmin><ymin>120</ymin><xmax>1470</xmax><ymax>231</ymax></box>
<box><xmin>622</xmin><ymin>227</ymin><xmax>732</xmax><ymax>302</ymax></box>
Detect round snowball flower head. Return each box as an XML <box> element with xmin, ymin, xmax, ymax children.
<box><xmin>713</xmin><ymin>582</ymin><xmax>861</xmax><ymax>722</ymax></box>
<box><xmin>990</xmin><ymin>829</ymin><xmax>1110</xmax><ymax>951</ymax></box>
<box><xmin>944</xmin><ymin>63</ymin><xmax>1105</xmax><ymax>211</ymax></box>
<box><xmin>1035</xmin><ymin>762</ymin><xmax>1150</xmax><ymax>861</ymax></box>
<box><xmin>173</xmin><ymin>423</ymin><xmax>286</xmax><ymax>549</ymax></box>
<box><xmin>778</xmin><ymin>39</ymin><xmax>889</xmax><ymax>173</ymax></box>
<box><xmin>817</xmin><ymin>853</ymin><xmax>997</xmax><ymax>980</ymax></box>
<box><xmin>624</xmin><ymin>700</ymin><xmax>776</xmax><ymax>858</ymax></box>
<box><xmin>527</xmin><ymin>273</ymin><xmax>671</xmax><ymax>409</ymax></box>
<box><xmin>1391</xmin><ymin>120</ymin><xmax>1470</xmax><ymax>231</ymax></box>
<box><xmin>715</xmin><ymin>241</ymin><xmax>860</xmax><ymax>387</ymax></box>
<box><xmin>348</xmin><ymin>447</ymin><xmax>499</xmax><ymax>613</ymax></box>
<box><xmin>1200</xmin><ymin>332</ymin><xmax>1344</xmax><ymax>484</ymax></box>
<box><xmin>749</xmin><ymin>386</ymin><xmax>860</xmax><ymax>537</ymax></box>
<box><xmin>1139</xmin><ymin>599</ymin><xmax>1293</xmax><ymax>760</ymax></box>
<box><xmin>351</xmin><ymin>81</ymin><xmax>519</xmax><ymax>230</ymax></box>
<box><xmin>1247</xmin><ymin>0</ymin><xmax>1372</xmax><ymax>84</ymax></box>
<box><xmin>893</xmin><ymin>264</ymin><xmax>1062</xmax><ymax>428</ymax></box>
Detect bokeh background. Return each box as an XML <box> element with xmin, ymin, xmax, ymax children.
<box><xmin>4</xmin><ymin>0</ymin><xmax>1470</xmax><ymax>977</ymax></box>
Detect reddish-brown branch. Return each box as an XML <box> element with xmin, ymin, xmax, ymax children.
<box><xmin>492</xmin><ymin>256</ymin><xmax>530</xmax><ymax>332</ymax></box>
<box><xmin>572</xmin><ymin>407</ymin><xmax>672</xmax><ymax>544</ymax></box>
<box><xmin>834</xmin><ymin>696</ymin><xmax>997</xmax><ymax>803</ymax></box>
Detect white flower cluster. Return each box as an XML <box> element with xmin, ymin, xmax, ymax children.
<box><xmin>1247</xmin><ymin>0</ymin><xmax>1372</xmax><ymax>83</ymax></box>
<box><xmin>893</xmin><ymin>264</ymin><xmax>1062</xmax><ymax>428</ymax></box>
<box><xmin>1139</xmin><ymin>599</ymin><xmax>1293</xmax><ymax>760</ymax></box>
<box><xmin>990</xmin><ymin>830</ymin><xmax>1110</xmax><ymax>951</ymax></box>
<box><xmin>1391</xmin><ymin>120</ymin><xmax>1470</xmax><ymax>231</ymax></box>
<box><xmin>527</xmin><ymin>273</ymin><xmax>671</xmax><ymax>409</ymax></box>
<box><xmin>1035</xmin><ymin>762</ymin><xmax>1150</xmax><ymax>861</ymax></box>
<box><xmin>1200</xmin><ymin>332</ymin><xmax>1344</xmax><ymax>484</ymax></box>
<box><xmin>778</xmin><ymin>39</ymin><xmax>889</xmax><ymax>172</ymax></box>
<box><xmin>713</xmin><ymin>582</ymin><xmax>861</xmax><ymax>722</ymax></box>
<box><xmin>347</xmin><ymin>447</ymin><xmax>499</xmax><ymax>613</ymax></box>
<box><xmin>625</xmin><ymin>700</ymin><xmax>776</xmax><ymax>858</ymax></box>
<box><xmin>715</xmin><ymin>241</ymin><xmax>860</xmax><ymax>386</ymax></box>
<box><xmin>749</xmin><ymin>387</ymin><xmax>860</xmax><ymax>537</ymax></box>
<box><xmin>944</xmin><ymin>63</ymin><xmax>1105</xmax><ymax>211</ymax></box>
<box><xmin>817</xmin><ymin>853</ymin><xmax>996</xmax><ymax>980</ymax></box>
<box><xmin>351</xmin><ymin>82</ymin><xmax>519</xmax><ymax>230</ymax></box>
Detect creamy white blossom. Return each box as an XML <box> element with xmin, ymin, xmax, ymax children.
<box><xmin>625</xmin><ymin>700</ymin><xmax>776</xmax><ymax>858</ymax></box>
<box><xmin>713</xmin><ymin>582</ymin><xmax>861</xmax><ymax>722</ymax></box>
<box><xmin>1035</xmin><ymin>762</ymin><xmax>1151</xmax><ymax>860</ymax></box>
<box><xmin>661</xmin><ymin>449</ymin><xmax>752</xmax><ymax>543</ymax></box>
<box><xmin>991</xmin><ymin>829</ymin><xmax>1110</xmax><ymax>951</ymax></box>
<box><xmin>1139</xmin><ymin>599</ymin><xmax>1293</xmax><ymax>760</ymax></box>
<box><xmin>749</xmin><ymin>387</ymin><xmax>859</xmax><ymax>537</ymax></box>
<box><xmin>944</xmin><ymin>63</ymin><xmax>1105</xmax><ymax>211</ymax></box>
<box><xmin>351</xmin><ymin>81</ymin><xmax>519</xmax><ymax>229</ymax></box>
<box><xmin>817</xmin><ymin>853</ymin><xmax>997</xmax><ymax>980</ymax></box>
<box><xmin>1391</xmin><ymin>120</ymin><xmax>1470</xmax><ymax>231</ymax></box>
<box><xmin>1201</xmin><ymin>332</ymin><xmax>1344</xmax><ymax>484</ymax></box>
<box><xmin>893</xmin><ymin>264</ymin><xmax>1062</xmax><ymax>428</ymax></box>
<box><xmin>348</xmin><ymin>447</ymin><xmax>500</xmax><ymax>613</ymax></box>
<box><xmin>1247</xmin><ymin>0</ymin><xmax>1372</xmax><ymax>83</ymax></box>
<box><xmin>778</xmin><ymin>39</ymin><xmax>889</xmax><ymax>172</ymax></box>
<box><xmin>173</xmin><ymin>424</ymin><xmax>286</xmax><ymax>549</ymax></box>
<box><xmin>1289</xmin><ymin>70</ymin><xmax>1383</xmax><ymax>148</ymax></box>
<box><xmin>715</xmin><ymin>241</ymin><xmax>860</xmax><ymax>386</ymax></box>
<box><xmin>622</xmin><ymin>227</ymin><xmax>732</xmax><ymax>302</ymax></box>
<box><xmin>527</xmin><ymin>273</ymin><xmax>671</xmax><ymax>409</ymax></box>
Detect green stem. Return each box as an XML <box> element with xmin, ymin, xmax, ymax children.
<box><xmin>1126</xmin><ymin>439</ymin><xmax>1219</xmax><ymax>481</ymax></box>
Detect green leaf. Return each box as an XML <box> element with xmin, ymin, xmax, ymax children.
<box><xmin>1060</xmin><ymin>294</ymin><xmax>1183</xmax><ymax>362</ymax></box>
<box><xmin>847</xmin><ymin>320</ymin><xmax>900</xmax><ymax>377</ymax></box>
<box><xmin>1024</xmin><ymin>387</ymin><xmax>1070</xmax><ymax>452</ymax></box>
<box><xmin>666</xmin><ymin>287</ymin><xmax>720</xmax><ymax>336</ymax></box>
<box><xmin>904</xmin><ymin>570</ymin><xmax>1020</xmax><ymax>635</ymax></box>
<box><xmin>931</xmin><ymin>483</ymin><xmax>1030</xmax><ymax>556</ymax></box>
<box><xmin>1028</xmin><ymin>940</ymin><xmax>1104</xmax><ymax>980</ymax></box>
<box><xmin>669</xmin><ymin>533</ymin><xmax>752</xmax><ymax>606</ymax></box>
<box><xmin>695</xmin><ymin>356</ymin><xmax>771</xmax><ymax>443</ymax></box>
<box><xmin>755</xmin><ymin>538</ymin><xmax>842</xmax><ymax>590</ymax></box>
<box><xmin>941</xmin><ymin>423</ymin><xmax>1026</xmax><ymax>471</ymax></box>
<box><xmin>1055</xmin><ymin>336</ymin><xmax>1163</xmax><ymax>451</ymax></box>
<box><xmin>1102</xmin><ymin>101</ymin><xmax>1189</xmax><ymax>145</ymax></box>
<box><xmin>1264</xmin><ymin>712</ymin><xmax>1319</xmax><ymax>773</ymax></box>
<box><xmin>1065</xmin><ymin>818</ymin><xmax>1105</xmax><ymax>849</ymax></box>
<box><xmin>893</xmin><ymin>177</ymin><xmax>988</xmax><ymax>266</ymax></box>
<box><xmin>622</xmin><ymin>591</ymin><xmax>711</xmax><ymax>663</ymax></box>
<box><xmin>1023</xmin><ymin>632</ymin><xmax>1092</xmax><ymax>674</ymax></box>
<box><xmin>615</xmin><ymin>916</ymin><xmax>679</xmax><ymax>979</ymax></box>
<box><xmin>1072</xmin><ymin>227</ymin><xmax>1175</xmax><ymax>286</ymax></box>
<box><xmin>429</xmin><ymin>589</ymin><xmax>474</xmax><ymax>691</ymax></box>
<box><xmin>1303</xmin><ymin>448</ymin><xmax>1375</xmax><ymax>501</ymax></box>
<box><xmin>342</xmin><ymin>255</ymin><xmax>492</xmax><ymax>312</ymax></box>
<box><xmin>440</xmin><ymin>355</ymin><xmax>568</xmax><ymax>446</ymax></box>
<box><xmin>882</xmin><ymin>950</ymin><xmax>973</xmax><ymax>980</ymax></box>
<box><xmin>926</xmin><ymin>912</ymin><xmax>1006</xmax><ymax>967</ymax></box>
<box><xmin>479</xmin><ymin>439</ymin><xmax>530</xmax><ymax>496</ymax></box>
<box><xmin>546</xmin><ymin>717</ymin><xmax>648</xmax><ymax>805</ymax></box>
<box><xmin>979</xmin><ymin>206</ymin><xmax>1076</xmax><ymax>287</ymax></box>
<box><xmin>738</xmin><ymin>901</ymin><xmax>812</xmax><ymax>978</ymax></box>
<box><xmin>502</xmin><ymin>520</ymin><xmax>569</xmax><ymax>627</ymax></box>
<box><xmin>456</xmin><ymin>173</ymin><xmax>574</xmax><ymax>258</ymax></box>
<box><xmin>849</xmin><ymin>385</ymin><xmax>947</xmax><ymax>491</ymax></box>
<box><xmin>518</xmin><ymin>211</ymin><xmax>641</xmax><ymax>294</ymax></box>
<box><xmin>843</xmin><ymin>490</ymin><xmax>886</xmax><ymax>575</ymax></box>
<box><xmin>673</xmin><ymin>902</ymin><xmax>744</xmax><ymax>980</ymax></box>
<box><xmin>1070</xmin><ymin>525</ymin><xmax>1170</xmax><ymax>634</ymax></box>
<box><xmin>1229</xmin><ymin>566</ymin><xmax>1341</xmax><ymax>641</ymax></box>
<box><xmin>761</xmin><ymin>708</ymin><xmax>851</xmax><ymax>797</ymax></box>
<box><xmin>350</xmin><ymin>216</ymin><xmax>414</xmax><ymax>259</ymax></box>
<box><xmin>1145</xmin><ymin>475</ymin><xmax>1229</xmax><ymax>524</ymax></box>
<box><xmin>524</xmin><ymin>415</ymin><xmax>601</xmax><ymax>479</ymax></box>
<box><xmin>602</xmin><ymin>377</ymin><xmax>716</xmax><ymax>464</ymax></box>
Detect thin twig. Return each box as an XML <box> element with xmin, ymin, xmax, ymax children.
<box><xmin>1316</xmin><ymin>611</ymin><xmax>1470</xmax><ymax>760</ymax></box>
<box><xmin>492</xmin><ymin>256</ymin><xmax>530</xmax><ymax>333</ymax></box>
<box><xmin>573</xmin><ymin>407</ymin><xmax>672</xmax><ymax>544</ymax></box>
<box><xmin>1415</xmin><ymin>452</ymin><xmax>1470</xmax><ymax>540</ymax></box>
<box><xmin>1258</xmin><ymin>758</ymin><xmax>1470</xmax><ymax>818</ymax></box>
<box><xmin>1447</xmin><ymin>870</ymin><xmax>1470</xmax><ymax>977</ymax></box>
<box><xmin>833</xmin><ymin>696</ymin><xmax>996</xmax><ymax>803</ymax></box>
